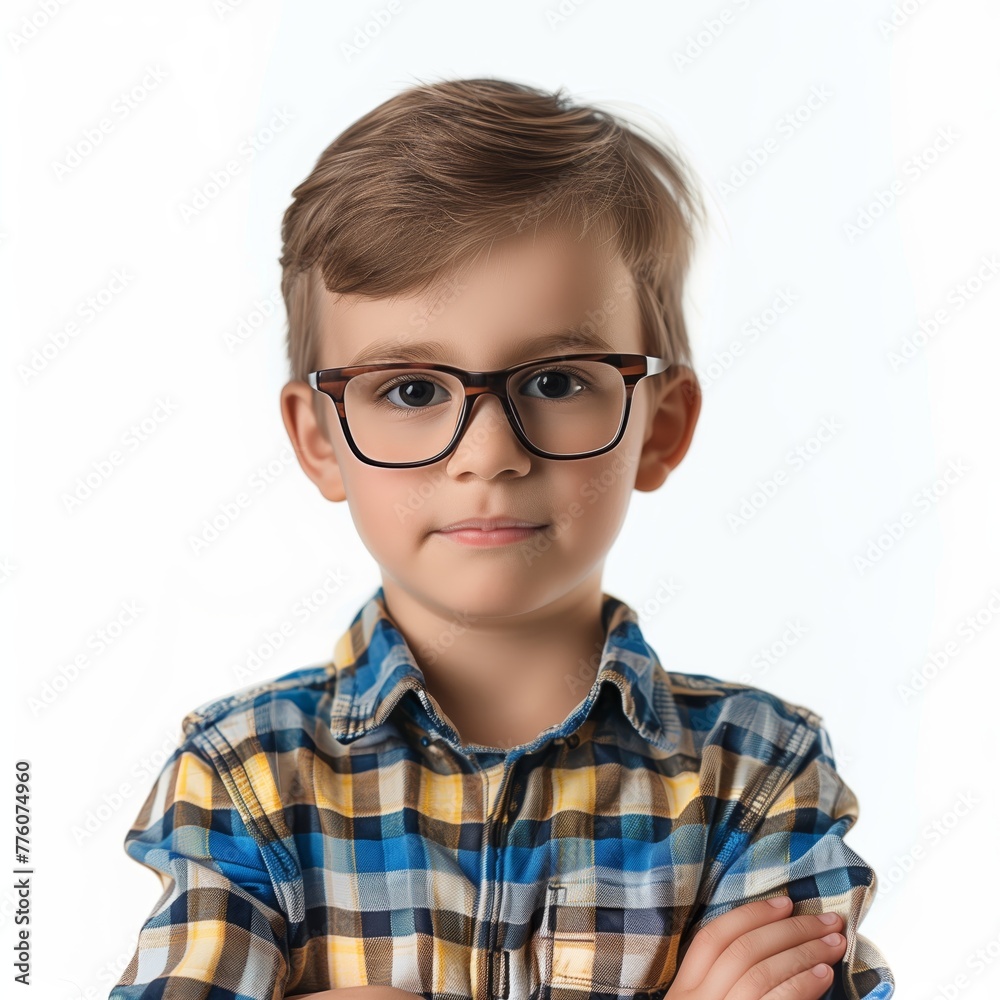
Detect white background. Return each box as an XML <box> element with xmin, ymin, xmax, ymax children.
<box><xmin>3</xmin><ymin>1</ymin><xmax>999</xmax><ymax>998</ymax></box>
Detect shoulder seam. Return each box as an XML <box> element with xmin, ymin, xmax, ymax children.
<box><xmin>186</xmin><ymin>726</ymin><xmax>305</xmax><ymax>933</ymax></box>
<box><xmin>740</xmin><ymin>715</ymin><xmax>820</xmax><ymax>829</ymax></box>
<box><xmin>181</xmin><ymin>665</ymin><xmax>336</xmax><ymax>737</ymax></box>
<box><xmin>190</xmin><ymin>724</ymin><xmax>299</xmax><ymax>886</ymax></box>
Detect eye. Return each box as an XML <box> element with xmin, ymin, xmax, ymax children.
<box><xmin>518</xmin><ymin>366</ymin><xmax>591</xmax><ymax>401</ymax></box>
<box><xmin>374</xmin><ymin>375</ymin><xmax>451</xmax><ymax>410</ymax></box>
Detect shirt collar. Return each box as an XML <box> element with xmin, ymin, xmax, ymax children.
<box><xmin>328</xmin><ymin>585</ymin><xmax>681</xmax><ymax>753</ymax></box>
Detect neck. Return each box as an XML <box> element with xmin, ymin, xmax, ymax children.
<box><xmin>378</xmin><ymin>575</ymin><xmax>608</xmax><ymax>749</ymax></box>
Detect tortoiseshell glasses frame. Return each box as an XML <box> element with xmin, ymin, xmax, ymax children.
<box><xmin>306</xmin><ymin>352</ymin><xmax>674</xmax><ymax>469</ymax></box>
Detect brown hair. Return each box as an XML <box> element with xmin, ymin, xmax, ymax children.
<box><xmin>279</xmin><ymin>76</ymin><xmax>706</xmax><ymax>408</ymax></box>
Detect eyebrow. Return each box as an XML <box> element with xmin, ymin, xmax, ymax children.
<box><xmin>344</xmin><ymin>329</ymin><xmax>617</xmax><ymax>367</ymax></box>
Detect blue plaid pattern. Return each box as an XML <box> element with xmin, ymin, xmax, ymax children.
<box><xmin>110</xmin><ymin>585</ymin><xmax>894</xmax><ymax>1000</ymax></box>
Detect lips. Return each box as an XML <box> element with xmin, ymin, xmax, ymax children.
<box><xmin>438</xmin><ymin>517</ymin><xmax>547</xmax><ymax>532</ymax></box>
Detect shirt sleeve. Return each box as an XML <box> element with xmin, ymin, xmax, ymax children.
<box><xmin>685</xmin><ymin>718</ymin><xmax>895</xmax><ymax>1000</ymax></box>
<box><xmin>109</xmin><ymin>740</ymin><xmax>291</xmax><ymax>1000</ymax></box>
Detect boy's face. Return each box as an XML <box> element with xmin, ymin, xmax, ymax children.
<box><xmin>281</xmin><ymin>226</ymin><xmax>699</xmax><ymax>621</ymax></box>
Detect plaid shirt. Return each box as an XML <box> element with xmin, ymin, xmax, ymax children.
<box><xmin>110</xmin><ymin>586</ymin><xmax>894</xmax><ymax>1000</ymax></box>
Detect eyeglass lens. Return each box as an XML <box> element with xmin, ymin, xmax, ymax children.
<box><xmin>342</xmin><ymin>361</ymin><xmax>627</xmax><ymax>464</ymax></box>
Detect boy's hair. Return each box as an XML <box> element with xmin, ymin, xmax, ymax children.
<box><xmin>279</xmin><ymin>76</ymin><xmax>706</xmax><ymax>425</ymax></box>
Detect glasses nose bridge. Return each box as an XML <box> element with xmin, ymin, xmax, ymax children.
<box><xmin>457</xmin><ymin>370</ymin><xmax>521</xmax><ymax>440</ymax></box>
<box><xmin>465</xmin><ymin>371</ymin><xmax>514</xmax><ymax>430</ymax></box>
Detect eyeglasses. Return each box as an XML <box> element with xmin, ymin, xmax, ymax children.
<box><xmin>307</xmin><ymin>352</ymin><xmax>674</xmax><ymax>468</ymax></box>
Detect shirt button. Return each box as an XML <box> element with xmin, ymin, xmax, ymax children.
<box><xmin>566</xmin><ymin>733</ymin><xmax>580</xmax><ymax>748</ymax></box>
<box><xmin>508</xmin><ymin>799</ymin><xmax>519</xmax><ymax>816</ymax></box>
<box><xmin>420</xmin><ymin>735</ymin><xmax>431</xmax><ymax>746</ymax></box>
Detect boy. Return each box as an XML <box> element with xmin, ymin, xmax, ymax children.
<box><xmin>110</xmin><ymin>78</ymin><xmax>894</xmax><ymax>1000</ymax></box>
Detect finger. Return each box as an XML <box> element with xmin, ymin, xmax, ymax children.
<box><xmin>697</xmin><ymin>912</ymin><xmax>845</xmax><ymax>1000</ymax></box>
<box><xmin>760</xmin><ymin>962</ymin><xmax>834</xmax><ymax>1000</ymax></box>
<box><xmin>724</xmin><ymin>930</ymin><xmax>847</xmax><ymax>1000</ymax></box>
<box><xmin>670</xmin><ymin>897</ymin><xmax>794</xmax><ymax>991</ymax></box>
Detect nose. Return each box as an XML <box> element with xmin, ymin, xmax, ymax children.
<box><xmin>446</xmin><ymin>391</ymin><xmax>530</xmax><ymax>475</ymax></box>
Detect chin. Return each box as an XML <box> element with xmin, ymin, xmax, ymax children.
<box><xmin>428</xmin><ymin>577</ymin><xmax>553</xmax><ymax>620</ymax></box>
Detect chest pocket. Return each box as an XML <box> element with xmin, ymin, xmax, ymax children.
<box><xmin>537</xmin><ymin>870</ymin><xmax>678</xmax><ymax>998</ymax></box>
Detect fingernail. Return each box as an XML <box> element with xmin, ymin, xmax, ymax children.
<box><xmin>818</xmin><ymin>912</ymin><xmax>839</xmax><ymax>924</ymax></box>
<box><xmin>811</xmin><ymin>964</ymin><xmax>831</xmax><ymax>978</ymax></box>
<box><xmin>767</xmin><ymin>896</ymin><xmax>791</xmax><ymax>908</ymax></box>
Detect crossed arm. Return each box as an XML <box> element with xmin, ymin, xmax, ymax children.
<box><xmin>285</xmin><ymin>720</ymin><xmax>893</xmax><ymax>1000</ymax></box>
<box><xmin>113</xmin><ymin>722</ymin><xmax>892</xmax><ymax>1000</ymax></box>
<box><xmin>282</xmin><ymin>895</ymin><xmax>850</xmax><ymax>1000</ymax></box>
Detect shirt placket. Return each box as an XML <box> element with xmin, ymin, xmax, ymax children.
<box><xmin>480</xmin><ymin>757</ymin><xmax>523</xmax><ymax>1000</ymax></box>
<box><xmin>407</xmin><ymin>684</ymin><xmax>577</xmax><ymax>1000</ymax></box>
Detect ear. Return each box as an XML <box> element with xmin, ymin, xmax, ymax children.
<box><xmin>633</xmin><ymin>365</ymin><xmax>702</xmax><ymax>493</ymax></box>
<box><xmin>279</xmin><ymin>381</ymin><xmax>348</xmax><ymax>502</ymax></box>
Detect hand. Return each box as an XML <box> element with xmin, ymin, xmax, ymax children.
<box><xmin>665</xmin><ymin>896</ymin><xmax>848</xmax><ymax>1000</ymax></box>
<box><xmin>286</xmin><ymin>988</ymin><xmax>425</xmax><ymax>1000</ymax></box>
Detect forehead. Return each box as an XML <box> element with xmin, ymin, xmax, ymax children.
<box><xmin>314</xmin><ymin>228</ymin><xmax>643</xmax><ymax>368</ymax></box>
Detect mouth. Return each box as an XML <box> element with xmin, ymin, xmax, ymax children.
<box><xmin>434</xmin><ymin>519</ymin><xmax>549</xmax><ymax>548</ymax></box>
<box><xmin>438</xmin><ymin>517</ymin><xmax>547</xmax><ymax>532</ymax></box>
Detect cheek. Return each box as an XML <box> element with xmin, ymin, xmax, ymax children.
<box><xmin>345</xmin><ymin>469</ymin><xmax>436</xmax><ymax>546</ymax></box>
<box><xmin>546</xmin><ymin>457</ymin><xmax>636</xmax><ymax>541</ymax></box>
